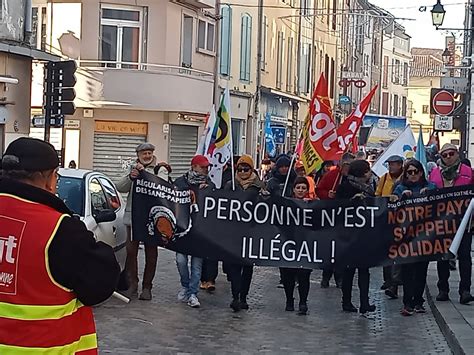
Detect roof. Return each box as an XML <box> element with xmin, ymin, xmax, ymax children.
<box><xmin>0</xmin><ymin>41</ymin><xmax>60</xmax><ymax>61</ymax></box>
<box><xmin>410</xmin><ymin>47</ymin><xmax>444</xmax><ymax>77</ymax></box>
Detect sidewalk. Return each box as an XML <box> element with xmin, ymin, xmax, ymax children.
<box><xmin>426</xmin><ymin>251</ymin><xmax>474</xmax><ymax>355</ymax></box>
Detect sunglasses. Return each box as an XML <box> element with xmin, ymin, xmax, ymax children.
<box><xmin>406</xmin><ymin>169</ymin><xmax>419</xmax><ymax>176</ymax></box>
<box><xmin>441</xmin><ymin>151</ymin><xmax>456</xmax><ymax>159</ymax></box>
<box><xmin>237</xmin><ymin>167</ymin><xmax>251</xmax><ymax>173</ymax></box>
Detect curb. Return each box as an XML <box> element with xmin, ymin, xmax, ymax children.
<box><xmin>425</xmin><ymin>285</ymin><xmax>465</xmax><ymax>355</ymax></box>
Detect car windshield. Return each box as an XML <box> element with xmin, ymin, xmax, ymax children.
<box><xmin>56</xmin><ymin>177</ymin><xmax>85</xmax><ymax>216</ymax></box>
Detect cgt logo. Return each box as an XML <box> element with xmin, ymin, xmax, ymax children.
<box><xmin>0</xmin><ymin>236</ymin><xmax>17</xmax><ymax>264</ymax></box>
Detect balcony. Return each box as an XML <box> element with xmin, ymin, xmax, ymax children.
<box><xmin>75</xmin><ymin>61</ymin><xmax>214</xmax><ymax>114</ymax></box>
<box><xmin>175</xmin><ymin>0</ymin><xmax>215</xmax><ymax>9</ymax></box>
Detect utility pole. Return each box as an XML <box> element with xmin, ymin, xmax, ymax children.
<box><xmin>254</xmin><ymin>0</ymin><xmax>264</xmax><ymax>165</ymax></box>
<box><xmin>213</xmin><ymin>0</ymin><xmax>221</xmax><ymax>109</ymax></box>
<box><xmin>465</xmin><ymin>0</ymin><xmax>474</xmax><ymax>159</ymax></box>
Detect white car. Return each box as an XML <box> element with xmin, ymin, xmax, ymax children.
<box><xmin>56</xmin><ymin>168</ymin><xmax>127</xmax><ymax>275</ymax></box>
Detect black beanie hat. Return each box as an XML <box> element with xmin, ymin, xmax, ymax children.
<box><xmin>348</xmin><ymin>159</ymin><xmax>370</xmax><ymax>178</ymax></box>
<box><xmin>1</xmin><ymin>137</ymin><xmax>59</xmax><ymax>172</ymax></box>
<box><xmin>276</xmin><ymin>154</ymin><xmax>291</xmax><ymax>169</ymax></box>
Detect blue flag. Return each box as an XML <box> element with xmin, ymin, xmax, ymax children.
<box><xmin>264</xmin><ymin>113</ymin><xmax>276</xmax><ymax>158</ymax></box>
<box><xmin>415</xmin><ymin>128</ymin><xmax>428</xmax><ymax>175</ymax></box>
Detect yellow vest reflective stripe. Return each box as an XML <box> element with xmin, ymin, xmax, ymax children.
<box><xmin>0</xmin><ymin>298</ymin><xmax>83</xmax><ymax>321</ymax></box>
<box><xmin>0</xmin><ymin>333</ymin><xmax>97</xmax><ymax>354</ymax></box>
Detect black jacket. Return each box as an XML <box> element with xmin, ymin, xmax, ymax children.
<box><xmin>266</xmin><ymin>169</ymin><xmax>296</xmax><ymax>198</ymax></box>
<box><xmin>224</xmin><ymin>174</ymin><xmax>265</xmax><ymax>198</ymax></box>
<box><xmin>0</xmin><ymin>177</ymin><xmax>120</xmax><ymax>306</ymax></box>
<box><xmin>336</xmin><ymin>176</ymin><xmax>375</xmax><ymax>199</ymax></box>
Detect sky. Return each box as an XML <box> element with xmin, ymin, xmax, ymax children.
<box><xmin>370</xmin><ymin>0</ymin><xmax>467</xmax><ymax>49</ymax></box>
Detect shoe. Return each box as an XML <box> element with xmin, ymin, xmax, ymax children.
<box><xmin>139</xmin><ymin>288</ymin><xmax>152</xmax><ymax>301</ymax></box>
<box><xmin>285</xmin><ymin>299</ymin><xmax>295</xmax><ymax>311</ymax></box>
<box><xmin>380</xmin><ymin>283</ymin><xmax>389</xmax><ymax>290</ymax></box>
<box><xmin>298</xmin><ymin>303</ymin><xmax>308</xmax><ymax>315</ymax></box>
<box><xmin>207</xmin><ymin>281</ymin><xmax>216</xmax><ymax>292</ymax></box>
<box><xmin>122</xmin><ymin>286</ymin><xmax>138</xmax><ymax>299</ymax></box>
<box><xmin>230</xmin><ymin>298</ymin><xmax>241</xmax><ymax>312</ymax></box>
<box><xmin>177</xmin><ymin>288</ymin><xmax>188</xmax><ymax>302</ymax></box>
<box><xmin>400</xmin><ymin>306</ymin><xmax>414</xmax><ymax>316</ymax></box>
<box><xmin>449</xmin><ymin>259</ymin><xmax>457</xmax><ymax>271</ymax></box>
<box><xmin>277</xmin><ymin>281</ymin><xmax>284</xmax><ymax>289</ymax></box>
<box><xmin>320</xmin><ymin>279</ymin><xmax>330</xmax><ymax>288</ymax></box>
<box><xmin>200</xmin><ymin>281</ymin><xmax>208</xmax><ymax>290</ymax></box>
<box><xmin>385</xmin><ymin>286</ymin><xmax>398</xmax><ymax>299</ymax></box>
<box><xmin>360</xmin><ymin>304</ymin><xmax>376</xmax><ymax>314</ymax></box>
<box><xmin>187</xmin><ymin>294</ymin><xmax>200</xmax><ymax>308</ymax></box>
<box><xmin>460</xmin><ymin>291</ymin><xmax>474</xmax><ymax>305</ymax></box>
<box><xmin>335</xmin><ymin>279</ymin><xmax>343</xmax><ymax>289</ymax></box>
<box><xmin>240</xmin><ymin>297</ymin><xmax>249</xmax><ymax>310</ymax></box>
<box><xmin>414</xmin><ymin>305</ymin><xmax>427</xmax><ymax>313</ymax></box>
<box><xmin>436</xmin><ymin>291</ymin><xmax>450</xmax><ymax>301</ymax></box>
<box><xmin>342</xmin><ymin>303</ymin><xmax>358</xmax><ymax>312</ymax></box>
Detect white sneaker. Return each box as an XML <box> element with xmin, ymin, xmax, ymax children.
<box><xmin>187</xmin><ymin>294</ymin><xmax>200</xmax><ymax>308</ymax></box>
<box><xmin>177</xmin><ymin>288</ymin><xmax>188</xmax><ymax>302</ymax></box>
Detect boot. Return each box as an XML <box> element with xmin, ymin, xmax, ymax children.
<box><xmin>230</xmin><ymin>298</ymin><xmax>241</xmax><ymax>312</ymax></box>
<box><xmin>139</xmin><ymin>288</ymin><xmax>152</xmax><ymax>301</ymax></box>
<box><xmin>360</xmin><ymin>304</ymin><xmax>376</xmax><ymax>314</ymax></box>
<box><xmin>436</xmin><ymin>290</ymin><xmax>449</xmax><ymax>301</ymax></box>
<box><xmin>460</xmin><ymin>291</ymin><xmax>474</xmax><ymax>305</ymax></box>
<box><xmin>385</xmin><ymin>286</ymin><xmax>398</xmax><ymax>299</ymax></box>
<box><xmin>298</xmin><ymin>302</ymin><xmax>308</xmax><ymax>315</ymax></box>
<box><xmin>240</xmin><ymin>296</ymin><xmax>249</xmax><ymax>310</ymax></box>
<box><xmin>285</xmin><ymin>298</ymin><xmax>295</xmax><ymax>311</ymax></box>
<box><xmin>342</xmin><ymin>302</ymin><xmax>357</xmax><ymax>312</ymax></box>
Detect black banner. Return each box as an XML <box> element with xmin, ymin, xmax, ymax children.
<box><xmin>132</xmin><ymin>172</ymin><xmax>474</xmax><ymax>269</ymax></box>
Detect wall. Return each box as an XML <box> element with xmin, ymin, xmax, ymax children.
<box><xmin>0</xmin><ymin>0</ymin><xmax>26</xmax><ymax>42</ymax></box>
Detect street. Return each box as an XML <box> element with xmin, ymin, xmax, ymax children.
<box><xmin>95</xmin><ymin>249</ymin><xmax>451</xmax><ymax>354</ymax></box>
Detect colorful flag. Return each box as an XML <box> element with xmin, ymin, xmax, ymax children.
<box><xmin>371</xmin><ymin>125</ymin><xmax>416</xmax><ymax>177</ymax></box>
<box><xmin>207</xmin><ymin>88</ymin><xmax>233</xmax><ymax>188</ymax></box>
<box><xmin>264</xmin><ymin>113</ymin><xmax>276</xmax><ymax>158</ymax></box>
<box><xmin>196</xmin><ymin>109</ymin><xmax>215</xmax><ymax>155</ymax></box>
<box><xmin>415</xmin><ymin>127</ymin><xmax>428</xmax><ymax>174</ymax></box>
<box><xmin>300</xmin><ymin>110</ymin><xmax>324</xmax><ymax>174</ymax></box>
<box><xmin>336</xmin><ymin>86</ymin><xmax>378</xmax><ymax>154</ymax></box>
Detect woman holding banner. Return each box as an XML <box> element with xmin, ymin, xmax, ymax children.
<box><xmin>336</xmin><ymin>160</ymin><xmax>376</xmax><ymax>314</ymax></box>
<box><xmin>280</xmin><ymin>176</ymin><xmax>313</xmax><ymax>315</ymax></box>
<box><xmin>392</xmin><ymin>159</ymin><xmax>436</xmax><ymax>316</ymax></box>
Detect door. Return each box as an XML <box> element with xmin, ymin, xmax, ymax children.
<box><xmin>169</xmin><ymin>124</ymin><xmax>198</xmax><ymax>179</ymax></box>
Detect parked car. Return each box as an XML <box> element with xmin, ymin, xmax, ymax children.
<box><xmin>56</xmin><ymin>168</ymin><xmax>127</xmax><ymax>276</ymax></box>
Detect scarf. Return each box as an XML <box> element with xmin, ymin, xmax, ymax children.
<box><xmin>236</xmin><ymin>172</ymin><xmax>261</xmax><ymax>190</ymax></box>
<box><xmin>185</xmin><ymin>170</ymin><xmax>208</xmax><ymax>186</ymax></box>
<box><xmin>438</xmin><ymin>158</ymin><xmax>461</xmax><ymax>181</ymax></box>
<box><xmin>347</xmin><ymin>175</ymin><xmax>375</xmax><ymax>197</ymax></box>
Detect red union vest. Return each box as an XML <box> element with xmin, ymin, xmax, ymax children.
<box><xmin>0</xmin><ymin>193</ymin><xmax>98</xmax><ymax>354</ymax></box>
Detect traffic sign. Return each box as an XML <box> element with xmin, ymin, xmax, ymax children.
<box><xmin>431</xmin><ymin>89</ymin><xmax>455</xmax><ymax>116</ymax></box>
<box><xmin>271</xmin><ymin>126</ymin><xmax>286</xmax><ymax>144</ymax></box>
<box><xmin>441</xmin><ymin>77</ymin><xmax>469</xmax><ymax>94</ymax></box>
<box><xmin>339</xmin><ymin>95</ymin><xmax>351</xmax><ymax>105</ymax></box>
<box><xmin>434</xmin><ymin>115</ymin><xmax>453</xmax><ymax>131</ymax></box>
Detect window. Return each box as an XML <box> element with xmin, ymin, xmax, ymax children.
<box><xmin>393</xmin><ymin>59</ymin><xmax>400</xmax><ymax>84</ymax></box>
<box><xmin>382</xmin><ymin>92</ymin><xmax>389</xmax><ymax>115</ymax></box>
<box><xmin>382</xmin><ymin>56</ymin><xmax>389</xmax><ymax>89</ymax></box>
<box><xmin>393</xmin><ymin>94</ymin><xmax>399</xmax><ymax>116</ymax></box>
<box><xmin>219</xmin><ymin>6</ymin><xmax>232</xmax><ymax>76</ymax></box>
<box><xmin>99</xmin><ymin>177</ymin><xmax>121</xmax><ymax>211</ymax></box>
<box><xmin>240</xmin><ymin>14</ymin><xmax>252</xmax><ymax>82</ymax></box>
<box><xmin>100</xmin><ymin>6</ymin><xmax>143</xmax><ymax>68</ymax></box>
<box><xmin>299</xmin><ymin>44</ymin><xmax>311</xmax><ymax>94</ymax></box>
<box><xmin>182</xmin><ymin>15</ymin><xmax>193</xmax><ymax>68</ymax></box>
<box><xmin>287</xmin><ymin>37</ymin><xmax>294</xmax><ymax>92</ymax></box>
<box><xmin>276</xmin><ymin>31</ymin><xmax>284</xmax><ymax>89</ymax></box>
<box><xmin>31</xmin><ymin>6</ymin><xmax>47</xmax><ymax>50</ymax></box>
<box><xmin>231</xmin><ymin>119</ymin><xmax>243</xmax><ymax>155</ymax></box>
<box><xmin>300</xmin><ymin>0</ymin><xmax>309</xmax><ymax>17</ymax></box>
<box><xmin>403</xmin><ymin>62</ymin><xmax>409</xmax><ymax>86</ymax></box>
<box><xmin>422</xmin><ymin>105</ymin><xmax>429</xmax><ymax>114</ymax></box>
<box><xmin>89</xmin><ymin>178</ymin><xmax>109</xmax><ymax>217</ymax></box>
<box><xmin>330</xmin><ymin>57</ymin><xmax>335</xmax><ymax>99</ymax></box>
<box><xmin>401</xmin><ymin>97</ymin><xmax>407</xmax><ymax>117</ymax></box>
<box><xmin>261</xmin><ymin>16</ymin><xmax>268</xmax><ymax>70</ymax></box>
<box><xmin>198</xmin><ymin>19</ymin><xmax>215</xmax><ymax>53</ymax></box>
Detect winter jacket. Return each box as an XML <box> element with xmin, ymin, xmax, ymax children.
<box><xmin>173</xmin><ymin>173</ymin><xmax>216</xmax><ymax>198</ymax></box>
<box><xmin>116</xmin><ymin>157</ymin><xmax>159</xmax><ymax>226</ymax></box>
<box><xmin>224</xmin><ymin>173</ymin><xmax>265</xmax><ymax>198</ymax></box>
<box><xmin>316</xmin><ymin>167</ymin><xmax>341</xmax><ymax>199</ymax></box>
<box><xmin>336</xmin><ymin>176</ymin><xmax>375</xmax><ymax>199</ymax></box>
<box><xmin>375</xmin><ymin>173</ymin><xmax>400</xmax><ymax>197</ymax></box>
<box><xmin>429</xmin><ymin>164</ymin><xmax>472</xmax><ymax>188</ymax></box>
<box><xmin>392</xmin><ymin>180</ymin><xmax>436</xmax><ymax>198</ymax></box>
<box><xmin>266</xmin><ymin>168</ymin><xmax>296</xmax><ymax>198</ymax></box>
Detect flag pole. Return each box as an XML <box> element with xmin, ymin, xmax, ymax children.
<box><xmin>282</xmin><ymin>128</ymin><xmax>304</xmax><ymax>196</ymax></box>
<box><xmin>226</xmin><ymin>86</ymin><xmax>236</xmax><ymax>191</ymax></box>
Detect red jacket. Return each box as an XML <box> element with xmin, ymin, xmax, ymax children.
<box><xmin>315</xmin><ymin>167</ymin><xmax>341</xmax><ymax>200</ymax></box>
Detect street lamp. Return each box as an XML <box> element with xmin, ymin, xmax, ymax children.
<box><xmin>442</xmin><ymin>48</ymin><xmax>451</xmax><ymax>65</ymax></box>
<box><xmin>431</xmin><ymin>0</ymin><xmax>446</xmax><ymax>29</ymax></box>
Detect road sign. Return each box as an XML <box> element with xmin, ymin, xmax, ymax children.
<box><xmin>431</xmin><ymin>89</ymin><xmax>455</xmax><ymax>116</ymax></box>
<box><xmin>32</xmin><ymin>115</ymin><xmax>64</xmax><ymax>128</ymax></box>
<box><xmin>434</xmin><ymin>115</ymin><xmax>453</xmax><ymax>131</ymax></box>
<box><xmin>441</xmin><ymin>77</ymin><xmax>469</xmax><ymax>94</ymax></box>
<box><xmin>339</xmin><ymin>95</ymin><xmax>351</xmax><ymax>105</ymax></box>
<box><xmin>271</xmin><ymin>126</ymin><xmax>286</xmax><ymax>144</ymax></box>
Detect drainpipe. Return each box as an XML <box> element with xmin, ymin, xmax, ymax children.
<box><xmin>213</xmin><ymin>0</ymin><xmax>221</xmax><ymax>109</ymax></box>
<box><xmin>25</xmin><ymin>0</ymin><xmax>32</xmax><ymax>44</ymax></box>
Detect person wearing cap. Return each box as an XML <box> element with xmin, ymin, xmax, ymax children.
<box><xmin>317</xmin><ymin>152</ymin><xmax>355</xmax><ymax>289</ymax></box>
<box><xmin>266</xmin><ymin>154</ymin><xmax>297</xmax><ymax>198</ymax></box>
<box><xmin>0</xmin><ymin>137</ymin><xmax>120</xmax><ymax>354</ymax></box>
<box><xmin>429</xmin><ymin>143</ymin><xmax>474</xmax><ymax>304</ymax></box>
<box><xmin>116</xmin><ymin>142</ymin><xmax>159</xmax><ymax>301</ymax></box>
<box><xmin>224</xmin><ymin>155</ymin><xmax>265</xmax><ymax>312</ymax></box>
<box><xmin>336</xmin><ymin>159</ymin><xmax>376</xmax><ymax>315</ymax></box>
<box><xmin>173</xmin><ymin>154</ymin><xmax>216</xmax><ymax>308</ymax></box>
<box><xmin>376</xmin><ymin>155</ymin><xmax>404</xmax><ymax>298</ymax></box>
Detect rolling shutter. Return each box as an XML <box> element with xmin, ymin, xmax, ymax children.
<box><xmin>169</xmin><ymin>124</ymin><xmax>198</xmax><ymax>179</ymax></box>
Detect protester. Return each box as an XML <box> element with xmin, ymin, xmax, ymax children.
<box><xmin>0</xmin><ymin>137</ymin><xmax>120</xmax><ymax>353</ymax></box>
<box><xmin>68</xmin><ymin>160</ymin><xmax>77</xmax><ymax>169</ymax></box>
<box><xmin>314</xmin><ymin>160</ymin><xmax>335</xmax><ymax>185</ymax></box>
<box><xmin>174</xmin><ymin>155</ymin><xmax>215</xmax><ymax>308</ymax></box>
<box><xmin>355</xmin><ymin>151</ymin><xmax>367</xmax><ymax>160</ymax></box>
<box><xmin>224</xmin><ymin>155</ymin><xmax>264</xmax><ymax>312</ymax></box>
<box><xmin>317</xmin><ymin>152</ymin><xmax>354</xmax><ymax>288</ymax></box>
<box><xmin>392</xmin><ymin>159</ymin><xmax>436</xmax><ymax>316</ymax></box>
<box><xmin>375</xmin><ymin>155</ymin><xmax>404</xmax><ymax>299</ymax></box>
<box><xmin>429</xmin><ymin>144</ymin><xmax>474</xmax><ymax>304</ymax></box>
<box><xmin>267</xmin><ymin>154</ymin><xmax>297</xmax><ymax>197</ymax></box>
<box><xmin>336</xmin><ymin>159</ymin><xmax>376</xmax><ymax>314</ymax></box>
<box><xmin>116</xmin><ymin>143</ymin><xmax>159</xmax><ymax>301</ymax></box>
<box><xmin>295</xmin><ymin>160</ymin><xmax>317</xmax><ymax>199</ymax></box>
<box><xmin>280</xmin><ymin>177</ymin><xmax>313</xmax><ymax>315</ymax></box>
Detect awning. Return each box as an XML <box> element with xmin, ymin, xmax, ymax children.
<box><xmin>0</xmin><ymin>42</ymin><xmax>60</xmax><ymax>61</ymax></box>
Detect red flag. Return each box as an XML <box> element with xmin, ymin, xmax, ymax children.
<box><xmin>336</xmin><ymin>86</ymin><xmax>378</xmax><ymax>153</ymax></box>
<box><xmin>351</xmin><ymin>136</ymin><xmax>359</xmax><ymax>154</ymax></box>
<box><xmin>306</xmin><ymin>74</ymin><xmax>340</xmax><ymax>161</ymax></box>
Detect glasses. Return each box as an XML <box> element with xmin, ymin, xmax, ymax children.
<box><xmin>237</xmin><ymin>167</ymin><xmax>251</xmax><ymax>173</ymax></box>
<box><xmin>406</xmin><ymin>169</ymin><xmax>419</xmax><ymax>176</ymax></box>
<box><xmin>441</xmin><ymin>151</ymin><xmax>456</xmax><ymax>159</ymax></box>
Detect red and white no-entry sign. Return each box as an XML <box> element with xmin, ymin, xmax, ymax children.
<box><xmin>432</xmin><ymin>90</ymin><xmax>455</xmax><ymax>115</ymax></box>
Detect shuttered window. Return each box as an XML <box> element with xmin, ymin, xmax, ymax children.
<box><xmin>220</xmin><ymin>5</ymin><xmax>232</xmax><ymax>76</ymax></box>
<box><xmin>168</xmin><ymin>125</ymin><xmax>198</xmax><ymax>179</ymax></box>
<box><xmin>239</xmin><ymin>14</ymin><xmax>252</xmax><ymax>82</ymax></box>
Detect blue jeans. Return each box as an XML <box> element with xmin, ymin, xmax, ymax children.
<box><xmin>176</xmin><ymin>253</ymin><xmax>203</xmax><ymax>296</ymax></box>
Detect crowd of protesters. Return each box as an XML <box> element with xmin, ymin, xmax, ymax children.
<box><xmin>119</xmin><ymin>141</ymin><xmax>474</xmax><ymax>317</ymax></box>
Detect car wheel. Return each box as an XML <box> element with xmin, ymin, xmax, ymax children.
<box><xmin>117</xmin><ymin>269</ymin><xmax>129</xmax><ymax>291</ymax></box>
